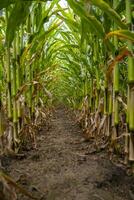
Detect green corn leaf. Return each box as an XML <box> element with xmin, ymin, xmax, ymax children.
<box><xmin>89</xmin><ymin>0</ymin><xmax>127</xmax><ymax>29</ymax></box>
<box><xmin>0</xmin><ymin>0</ymin><xmax>53</xmax><ymax>10</ymax></box>
<box><xmin>57</xmin><ymin>14</ymin><xmax>80</xmax><ymax>33</ymax></box>
<box><xmin>67</xmin><ymin>0</ymin><xmax>105</xmax><ymax>38</ymax></box>
<box><xmin>37</xmin><ymin>0</ymin><xmax>60</xmax><ymax>32</ymax></box>
<box><xmin>28</xmin><ymin>21</ymin><xmax>63</xmax><ymax>55</ymax></box>
<box><xmin>0</xmin><ymin>0</ymin><xmax>14</xmax><ymax>10</ymax></box>
<box><xmin>6</xmin><ymin>1</ymin><xmax>31</xmax><ymax>46</ymax></box>
<box><xmin>116</xmin><ymin>0</ymin><xmax>126</xmax><ymax>13</ymax></box>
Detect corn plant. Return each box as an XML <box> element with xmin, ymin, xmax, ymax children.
<box><xmin>0</xmin><ymin>0</ymin><xmax>134</xmax><ymax>166</ymax></box>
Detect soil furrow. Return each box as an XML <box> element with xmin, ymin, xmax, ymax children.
<box><xmin>5</xmin><ymin>107</ymin><xmax>134</xmax><ymax>200</ymax></box>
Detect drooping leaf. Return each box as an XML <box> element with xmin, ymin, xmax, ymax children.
<box><xmin>106</xmin><ymin>47</ymin><xmax>133</xmax><ymax>80</ymax></box>
<box><xmin>89</xmin><ymin>0</ymin><xmax>127</xmax><ymax>29</ymax></box>
<box><xmin>31</xmin><ymin>20</ymin><xmax>63</xmax><ymax>52</ymax></box>
<box><xmin>105</xmin><ymin>30</ymin><xmax>134</xmax><ymax>42</ymax></box>
<box><xmin>67</xmin><ymin>0</ymin><xmax>105</xmax><ymax>38</ymax></box>
<box><xmin>37</xmin><ymin>0</ymin><xmax>60</xmax><ymax>32</ymax></box>
<box><xmin>57</xmin><ymin>14</ymin><xmax>80</xmax><ymax>33</ymax></box>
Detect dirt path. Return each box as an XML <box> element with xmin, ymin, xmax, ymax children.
<box><xmin>3</xmin><ymin>107</ymin><xmax>134</xmax><ymax>200</ymax></box>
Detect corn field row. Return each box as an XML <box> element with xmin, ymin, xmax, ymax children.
<box><xmin>0</xmin><ymin>0</ymin><xmax>134</xmax><ymax>166</ymax></box>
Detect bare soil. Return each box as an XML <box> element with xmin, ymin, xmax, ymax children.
<box><xmin>1</xmin><ymin>107</ymin><xmax>134</xmax><ymax>200</ymax></box>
